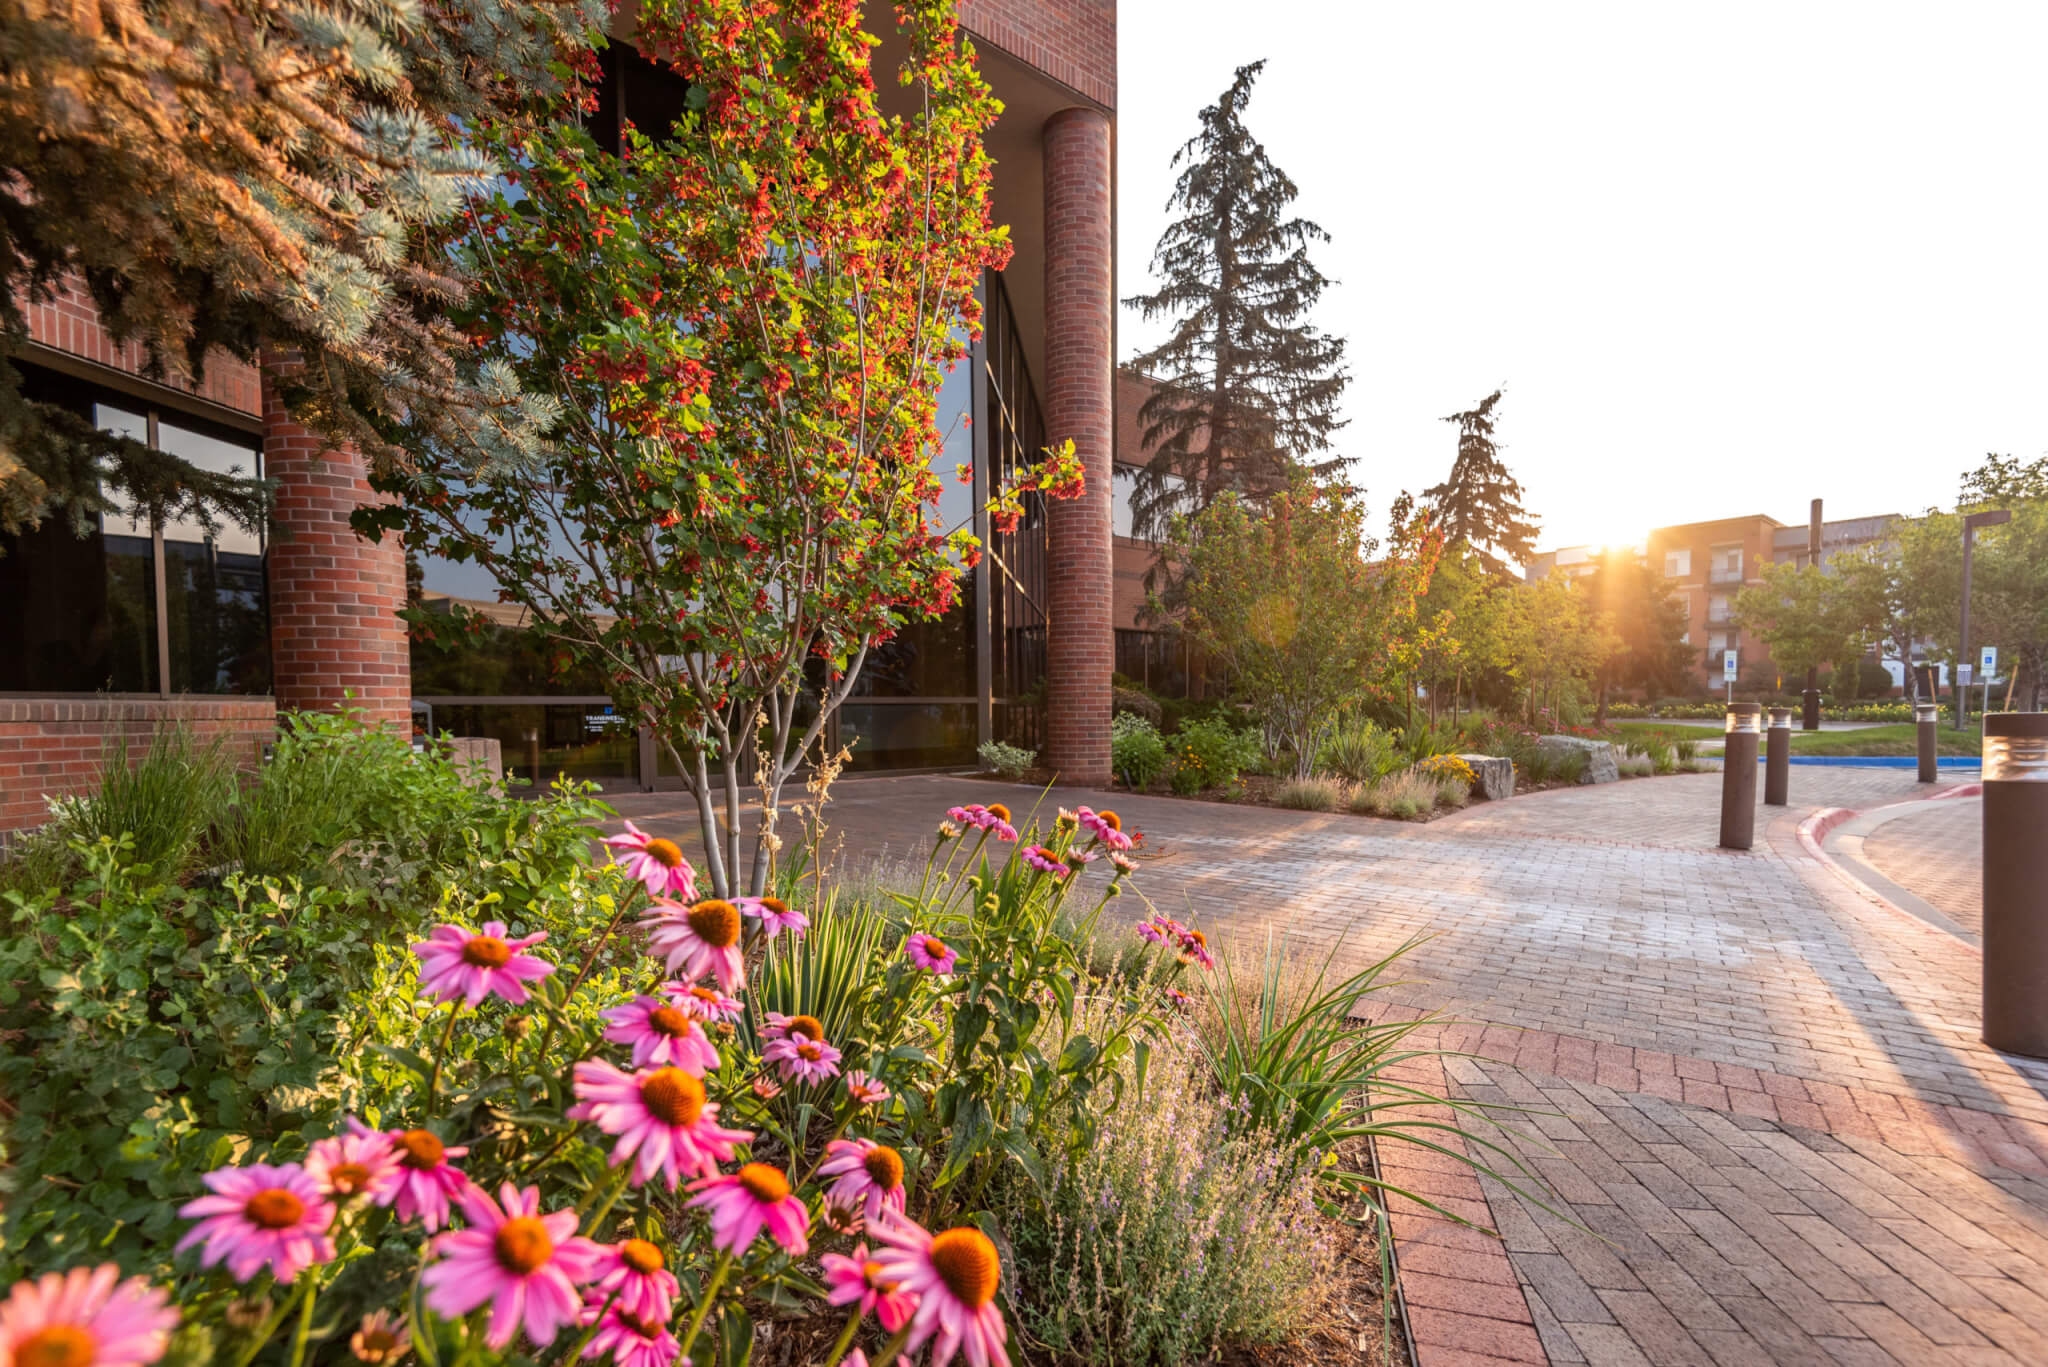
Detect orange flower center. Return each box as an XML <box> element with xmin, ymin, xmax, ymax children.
<box><xmin>15</xmin><ymin>1326</ymin><xmax>96</xmax><ymax>1367</ymax></box>
<box><xmin>617</xmin><ymin>1311</ymin><xmax>664</xmax><ymax>1340</ymax></box>
<box><xmin>644</xmin><ymin>838</ymin><xmax>684</xmax><ymax>868</ymax></box>
<box><xmin>797</xmin><ymin>1043</ymin><xmax>822</xmax><ymax>1062</ymax></box>
<box><xmin>930</xmin><ymin>1227</ymin><xmax>1001</xmax><ymax>1308</ymax></box>
<box><xmin>619</xmin><ymin>1238</ymin><xmax>665</xmax><ymax>1275</ymax></box>
<box><xmin>494</xmin><ymin>1216</ymin><xmax>554</xmax><ymax>1275</ymax></box>
<box><xmin>920</xmin><ymin>936</ymin><xmax>949</xmax><ymax>960</ymax></box>
<box><xmin>861</xmin><ymin>1144</ymin><xmax>905</xmax><ymax>1190</ymax></box>
<box><xmin>648</xmin><ymin>1005</ymin><xmax>693</xmax><ymax>1037</ymax></box>
<box><xmin>787</xmin><ymin>1014</ymin><xmax>824</xmax><ymax>1041</ymax></box>
<box><xmin>396</xmin><ymin>1129</ymin><xmax>445</xmax><ymax>1169</ymax></box>
<box><xmin>328</xmin><ymin>1162</ymin><xmax>373</xmax><ymax>1195</ymax></box>
<box><xmin>688</xmin><ymin>986</ymin><xmax>724</xmax><ymax>1007</ymax></box>
<box><xmin>736</xmin><ymin>1163</ymin><xmax>790</xmax><ymax>1204</ymax></box>
<box><xmin>759</xmin><ymin>896</ymin><xmax>790</xmax><ymax>917</ymax></box>
<box><xmin>244</xmin><ymin>1188</ymin><xmax>305</xmax><ymax>1229</ymax></box>
<box><xmin>1188</xmin><ymin>929</ymin><xmax>1206</xmax><ymax>950</ymax></box>
<box><xmin>862</xmin><ymin>1260</ymin><xmax>900</xmax><ymax>1293</ymax></box>
<box><xmin>686</xmin><ymin>900</ymin><xmax>742</xmax><ymax>949</ymax></box>
<box><xmin>640</xmin><ymin>1068</ymin><xmax>706</xmax><ymax>1127</ymax></box>
<box><xmin>461</xmin><ymin>935</ymin><xmax>513</xmax><ymax>969</ymax></box>
<box><xmin>1098</xmin><ymin>809</ymin><xmax>1122</xmax><ymax>831</ymax></box>
<box><xmin>985</xmin><ymin>803</ymin><xmax>1011</xmax><ymax>823</ymax></box>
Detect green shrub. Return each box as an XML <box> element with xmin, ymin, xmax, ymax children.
<box><xmin>1274</xmin><ymin>777</ymin><xmax>1345</xmax><ymax>811</ymax></box>
<box><xmin>1111</xmin><ymin>712</ymin><xmax>1169</xmax><ymax>790</ymax></box>
<box><xmin>1111</xmin><ymin>684</ymin><xmax>1164</xmax><ymax>727</ymax></box>
<box><xmin>1435</xmin><ymin>775</ymin><xmax>1471</xmax><ymax>808</ymax></box>
<box><xmin>65</xmin><ymin>725</ymin><xmax>235</xmax><ymax>882</ymax></box>
<box><xmin>1168</xmin><ymin>716</ymin><xmax>1259</xmax><ymax>794</ymax></box>
<box><xmin>1013</xmin><ymin>1015</ymin><xmax>1330</xmax><ymax>1364</ymax></box>
<box><xmin>1556</xmin><ymin>748</ymin><xmax>1591</xmax><ymax>784</ymax></box>
<box><xmin>977</xmin><ymin>738</ymin><xmax>1036</xmax><ymax>778</ymax></box>
<box><xmin>1317</xmin><ymin>719</ymin><xmax>1399</xmax><ymax>782</ymax></box>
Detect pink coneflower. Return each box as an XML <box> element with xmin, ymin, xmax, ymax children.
<box><xmin>1076</xmin><ymin>807</ymin><xmax>1134</xmax><ymax>851</ymax></box>
<box><xmin>1135</xmin><ymin>914</ymin><xmax>1184</xmax><ymax>946</ymax></box>
<box><xmin>835</xmin><ymin>1353</ymin><xmax>869</xmax><ymax>1367</ymax></box>
<box><xmin>736</xmin><ymin>895</ymin><xmax>809</xmax><ymax>939</ymax></box>
<box><xmin>177</xmin><ymin>1162</ymin><xmax>335</xmax><ymax>1284</ymax></box>
<box><xmin>903</xmin><ymin>933</ymin><xmax>959</xmax><ymax>975</ymax></box>
<box><xmin>752</xmin><ymin>1075</ymin><xmax>783</xmax><ymax>1101</ymax></box>
<box><xmin>686</xmin><ymin>1164</ymin><xmax>810</xmax><ymax>1257</ymax></box>
<box><xmin>817</xmin><ymin>1139</ymin><xmax>908</xmax><ymax>1223</ymax></box>
<box><xmin>1163</xmin><ymin>987</ymin><xmax>1193</xmax><ymax>1010</ymax></box>
<box><xmin>377</xmin><ymin>1126</ymin><xmax>470</xmax><ymax>1232</ymax></box>
<box><xmin>349</xmin><ymin>1310</ymin><xmax>409</xmax><ymax>1364</ymax></box>
<box><xmin>845</xmin><ymin>1071</ymin><xmax>890</xmax><ymax>1107</ymax></box>
<box><xmin>664</xmin><ymin>982</ymin><xmax>742</xmax><ymax>1024</ymax></box>
<box><xmin>602</xmin><ymin>995</ymin><xmax>721</xmax><ymax>1073</ymax></box>
<box><xmin>1108</xmin><ymin>852</ymin><xmax>1136</xmax><ymax>876</ymax></box>
<box><xmin>568</xmin><ymin>1060</ymin><xmax>753</xmax><ymax>1188</ymax></box>
<box><xmin>305</xmin><ymin>1121</ymin><xmax>402</xmax><ymax>1201</ymax></box>
<box><xmin>937</xmin><ymin>821</ymin><xmax>961</xmax><ymax>841</ymax></box>
<box><xmin>868</xmin><ymin>1215</ymin><xmax>1009</xmax><ymax>1367</ymax></box>
<box><xmin>0</xmin><ymin>1265</ymin><xmax>178</xmax><ymax>1367</ymax></box>
<box><xmin>1019</xmin><ymin>845</ymin><xmax>1066</xmax><ymax>877</ymax></box>
<box><xmin>760</xmin><ymin>1012</ymin><xmax>823</xmax><ymax>1045</ymax></box>
<box><xmin>1177</xmin><ymin>925</ymin><xmax>1215</xmax><ymax>970</ymax></box>
<box><xmin>412</xmin><ymin>921</ymin><xmax>555</xmax><ymax>1008</ymax></box>
<box><xmin>578</xmin><ymin>1298</ymin><xmax>679</xmax><ymax>1367</ymax></box>
<box><xmin>821</xmin><ymin>1243</ymin><xmax>916</xmax><ymax>1333</ymax></box>
<box><xmin>762</xmin><ymin>1025</ymin><xmax>843</xmax><ymax>1086</ymax></box>
<box><xmin>1064</xmin><ymin>849</ymin><xmax>1096</xmax><ymax>872</ymax></box>
<box><xmin>422</xmin><ymin>1183</ymin><xmax>603</xmax><ymax>1351</ymax></box>
<box><xmin>599</xmin><ymin>822</ymin><xmax>699</xmax><ymax>899</ymax></box>
<box><xmin>591</xmin><ymin>1239</ymin><xmax>678</xmax><ymax>1324</ymax></box>
<box><xmin>946</xmin><ymin>803</ymin><xmax>1017</xmax><ymax>842</ymax></box>
<box><xmin>642</xmin><ymin>899</ymin><xmax>745</xmax><ymax>990</ymax></box>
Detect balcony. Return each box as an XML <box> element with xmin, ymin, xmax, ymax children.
<box><xmin>1705</xmin><ymin>607</ymin><xmax>1734</xmax><ymax>627</ymax></box>
<box><xmin>1708</xmin><ymin>566</ymin><xmax>1745</xmax><ymax>586</ymax></box>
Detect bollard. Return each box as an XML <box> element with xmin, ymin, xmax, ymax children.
<box><xmin>1983</xmin><ymin>713</ymin><xmax>2048</xmax><ymax>1059</ymax></box>
<box><xmin>1720</xmin><ymin>703</ymin><xmax>1761</xmax><ymax>850</ymax></box>
<box><xmin>524</xmin><ymin>728</ymin><xmax>542</xmax><ymax>785</ymax></box>
<box><xmin>1765</xmin><ymin>706</ymin><xmax>1793</xmax><ymax>805</ymax></box>
<box><xmin>1916</xmin><ymin>701</ymin><xmax>1939</xmax><ymax>784</ymax></box>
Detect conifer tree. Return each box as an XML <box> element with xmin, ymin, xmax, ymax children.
<box><xmin>0</xmin><ymin>0</ymin><xmax>601</xmax><ymax>542</ymax></box>
<box><xmin>1426</xmin><ymin>388</ymin><xmax>1539</xmax><ymax>579</ymax></box>
<box><xmin>1123</xmin><ymin>61</ymin><xmax>1348</xmax><ymax>541</ymax></box>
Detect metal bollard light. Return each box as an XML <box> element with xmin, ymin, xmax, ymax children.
<box><xmin>1720</xmin><ymin>703</ymin><xmax>1761</xmax><ymax>850</ymax></box>
<box><xmin>1765</xmin><ymin>706</ymin><xmax>1793</xmax><ymax>806</ymax></box>
<box><xmin>1916</xmin><ymin>701</ymin><xmax>1939</xmax><ymax>784</ymax></box>
<box><xmin>1982</xmin><ymin>713</ymin><xmax>2048</xmax><ymax>1059</ymax></box>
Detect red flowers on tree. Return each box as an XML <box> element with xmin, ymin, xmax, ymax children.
<box><xmin>368</xmin><ymin>0</ymin><xmax>1081</xmax><ymax>895</ymax></box>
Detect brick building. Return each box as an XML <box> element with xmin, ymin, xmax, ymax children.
<box><xmin>0</xmin><ymin>0</ymin><xmax>1120</xmax><ymax>834</ymax></box>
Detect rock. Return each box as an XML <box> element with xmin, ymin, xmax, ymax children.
<box><xmin>446</xmin><ymin>736</ymin><xmax>503</xmax><ymax>789</ymax></box>
<box><xmin>1460</xmin><ymin>753</ymin><xmax>1515</xmax><ymax>801</ymax></box>
<box><xmin>1537</xmin><ymin>734</ymin><xmax>1619</xmax><ymax>784</ymax></box>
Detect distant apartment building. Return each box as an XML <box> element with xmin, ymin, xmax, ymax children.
<box><xmin>1521</xmin><ymin>545</ymin><xmax>1603</xmax><ymax>582</ymax></box>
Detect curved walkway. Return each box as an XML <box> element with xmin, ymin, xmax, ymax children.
<box><xmin>608</xmin><ymin>767</ymin><xmax>2048</xmax><ymax>1365</ymax></box>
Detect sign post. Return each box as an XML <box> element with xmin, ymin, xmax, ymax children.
<box><xmin>1723</xmin><ymin>649</ymin><xmax>1738</xmax><ymax>703</ymax></box>
<box><xmin>1981</xmin><ymin>646</ymin><xmax>1998</xmax><ymax>722</ymax></box>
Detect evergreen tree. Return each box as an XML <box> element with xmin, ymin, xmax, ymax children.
<box><xmin>0</xmin><ymin>0</ymin><xmax>600</xmax><ymax>542</ymax></box>
<box><xmin>1123</xmin><ymin>61</ymin><xmax>1348</xmax><ymax>541</ymax></box>
<box><xmin>1426</xmin><ymin>388</ymin><xmax>1539</xmax><ymax>579</ymax></box>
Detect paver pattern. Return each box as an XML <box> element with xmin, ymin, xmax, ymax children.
<box><xmin>1859</xmin><ymin>797</ymin><xmax>1983</xmax><ymax>937</ymax></box>
<box><xmin>609</xmin><ymin>765</ymin><xmax>2048</xmax><ymax>1365</ymax></box>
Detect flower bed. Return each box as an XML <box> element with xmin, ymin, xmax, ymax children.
<box><xmin>1</xmin><ymin>738</ymin><xmax>1502</xmax><ymax>1367</ymax></box>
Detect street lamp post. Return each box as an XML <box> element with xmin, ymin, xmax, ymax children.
<box><xmin>1958</xmin><ymin>509</ymin><xmax>2011</xmax><ymax>731</ymax></box>
<box><xmin>1802</xmin><ymin>500</ymin><xmax>1822</xmax><ymax>731</ymax></box>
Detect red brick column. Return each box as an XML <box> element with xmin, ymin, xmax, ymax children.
<box><xmin>262</xmin><ymin>362</ymin><xmax>411</xmax><ymax>723</ymax></box>
<box><xmin>1042</xmin><ymin>106</ymin><xmax>1114</xmax><ymax>786</ymax></box>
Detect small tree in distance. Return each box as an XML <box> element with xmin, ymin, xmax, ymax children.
<box><xmin>368</xmin><ymin>0</ymin><xmax>1081</xmax><ymax>896</ymax></box>
<box><xmin>1425</xmin><ymin>389</ymin><xmax>1540</xmax><ymax>580</ymax></box>
<box><xmin>1156</xmin><ymin>478</ymin><xmax>1441</xmax><ymax>779</ymax></box>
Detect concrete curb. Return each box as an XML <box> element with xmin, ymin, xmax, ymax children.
<box><xmin>1796</xmin><ymin>785</ymin><xmax>1983</xmax><ymax>952</ymax></box>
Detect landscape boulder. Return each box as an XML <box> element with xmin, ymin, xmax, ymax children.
<box><xmin>1537</xmin><ymin>734</ymin><xmax>1619</xmax><ymax>784</ymax></box>
<box><xmin>1460</xmin><ymin>753</ymin><xmax>1515</xmax><ymax>801</ymax></box>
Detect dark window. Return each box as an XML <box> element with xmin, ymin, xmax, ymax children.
<box><xmin>0</xmin><ymin>370</ymin><xmax>267</xmax><ymax>695</ymax></box>
<box><xmin>586</xmin><ymin>45</ymin><xmax>697</xmax><ymax>155</ymax></box>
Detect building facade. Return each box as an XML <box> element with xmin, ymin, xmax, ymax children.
<box><xmin>0</xmin><ymin>0</ymin><xmax>1119</xmax><ymax>833</ymax></box>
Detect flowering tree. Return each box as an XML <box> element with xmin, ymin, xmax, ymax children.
<box><xmin>1156</xmin><ymin>479</ymin><xmax>1442</xmax><ymax>778</ymax></box>
<box><xmin>367</xmin><ymin>0</ymin><xmax>1079</xmax><ymax>897</ymax></box>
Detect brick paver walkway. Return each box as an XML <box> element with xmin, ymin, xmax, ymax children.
<box><xmin>609</xmin><ymin>766</ymin><xmax>2048</xmax><ymax>1365</ymax></box>
<box><xmin>1859</xmin><ymin>798</ymin><xmax>1983</xmax><ymax>938</ymax></box>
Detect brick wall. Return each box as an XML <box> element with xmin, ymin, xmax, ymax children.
<box><xmin>0</xmin><ymin>698</ymin><xmax>275</xmax><ymax>834</ymax></box>
<box><xmin>961</xmin><ymin>0</ymin><xmax>1115</xmax><ymax>108</ymax></box>
<box><xmin>24</xmin><ymin>276</ymin><xmax>262</xmax><ymax>418</ymax></box>
<box><xmin>262</xmin><ymin>361</ymin><xmax>412</xmax><ymax>724</ymax></box>
<box><xmin>1041</xmin><ymin>107</ymin><xmax>1114</xmax><ymax>785</ymax></box>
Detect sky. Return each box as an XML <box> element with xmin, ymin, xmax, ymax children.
<box><xmin>1114</xmin><ymin>1</ymin><xmax>2048</xmax><ymax>555</ymax></box>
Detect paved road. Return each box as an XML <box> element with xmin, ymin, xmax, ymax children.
<box><xmin>608</xmin><ymin>767</ymin><xmax>2048</xmax><ymax>1366</ymax></box>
